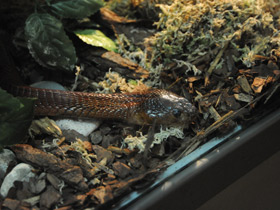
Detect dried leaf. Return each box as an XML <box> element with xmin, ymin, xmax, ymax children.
<box><xmin>74</xmin><ymin>29</ymin><xmax>117</xmax><ymax>52</ymax></box>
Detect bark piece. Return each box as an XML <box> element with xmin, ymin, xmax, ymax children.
<box><xmin>234</xmin><ymin>93</ymin><xmax>254</xmax><ymax>102</ymax></box>
<box><xmin>46</xmin><ymin>173</ymin><xmax>62</xmax><ymax>191</ymax></box>
<box><xmin>2</xmin><ymin>198</ymin><xmax>20</xmax><ymax>210</ymax></box>
<box><xmin>92</xmin><ymin>145</ymin><xmax>114</xmax><ymax>164</ymax></box>
<box><xmin>237</xmin><ymin>75</ymin><xmax>253</xmax><ymax>94</ymax></box>
<box><xmin>40</xmin><ymin>185</ymin><xmax>61</xmax><ymax>209</ymax></box>
<box><xmin>112</xmin><ymin>162</ymin><xmax>131</xmax><ymax>179</ymax></box>
<box><xmin>10</xmin><ymin>144</ymin><xmax>88</xmax><ymax>191</ymax></box>
<box><xmin>88</xmin><ymin>185</ymin><xmax>113</xmax><ymax>205</ymax></box>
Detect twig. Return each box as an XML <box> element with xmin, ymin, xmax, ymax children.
<box><xmin>143</xmin><ymin>120</ymin><xmax>157</xmax><ymax>161</ymax></box>
<box><xmin>204</xmin><ymin>40</ymin><xmax>230</xmax><ymax>86</ymax></box>
<box><xmin>264</xmin><ymin>82</ymin><xmax>280</xmax><ymax>104</ymax></box>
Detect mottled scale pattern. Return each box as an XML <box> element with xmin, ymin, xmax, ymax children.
<box><xmin>6</xmin><ymin>85</ymin><xmax>197</xmax><ymax>127</ymax></box>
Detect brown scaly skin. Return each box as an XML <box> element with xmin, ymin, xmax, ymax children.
<box><xmin>5</xmin><ymin>84</ymin><xmax>197</xmax><ymax>127</ymax></box>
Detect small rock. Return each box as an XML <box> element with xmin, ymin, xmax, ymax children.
<box><xmin>90</xmin><ymin>130</ymin><xmax>103</xmax><ymax>144</ymax></box>
<box><xmin>100</xmin><ymin>126</ymin><xmax>111</xmax><ymax>135</ymax></box>
<box><xmin>0</xmin><ymin>163</ymin><xmax>36</xmax><ymax>198</ymax></box>
<box><xmin>0</xmin><ymin>149</ymin><xmax>16</xmax><ymax>179</ymax></box>
<box><xmin>102</xmin><ymin>135</ymin><xmax>119</xmax><ymax>148</ymax></box>
<box><xmin>31</xmin><ymin>81</ymin><xmax>66</xmax><ymax>90</ymax></box>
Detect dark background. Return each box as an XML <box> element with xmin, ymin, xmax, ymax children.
<box><xmin>198</xmin><ymin>150</ymin><xmax>280</xmax><ymax>210</ymax></box>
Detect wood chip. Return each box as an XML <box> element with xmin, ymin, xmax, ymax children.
<box><xmin>92</xmin><ymin>145</ymin><xmax>115</xmax><ymax>164</ymax></box>
<box><xmin>89</xmin><ymin>186</ymin><xmax>113</xmax><ymax>205</ymax></box>
<box><xmin>237</xmin><ymin>75</ymin><xmax>253</xmax><ymax>94</ymax></box>
<box><xmin>209</xmin><ymin>106</ymin><xmax>221</xmax><ymax>121</ymax></box>
<box><xmin>2</xmin><ymin>198</ymin><xmax>20</xmax><ymax>210</ymax></box>
<box><xmin>10</xmin><ymin>144</ymin><xmax>88</xmax><ymax>191</ymax></box>
<box><xmin>112</xmin><ymin>162</ymin><xmax>132</xmax><ymax>179</ymax></box>
<box><xmin>107</xmin><ymin>145</ymin><xmax>132</xmax><ymax>155</ymax></box>
<box><xmin>234</xmin><ymin>93</ymin><xmax>254</xmax><ymax>102</ymax></box>
<box><xmin>40</xmin><ymin>186</ymin><xmax>61</xmax><ymax>209</ymax></box>
<box><xmin>251</xmin><ymin>77</ymin><xmax>267</xmax><ymax>93</ymax></box>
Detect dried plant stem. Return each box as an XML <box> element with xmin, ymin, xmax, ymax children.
<box><xmin>205</xmin><ymin>40</ymin><xmax>230</xmax><ymax>86</ymax></box>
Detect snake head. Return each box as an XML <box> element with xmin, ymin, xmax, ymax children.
<box><xmin>132</xmin><ymin>89</ymin><xmax>197</xmax><ymax>127</ymax></box>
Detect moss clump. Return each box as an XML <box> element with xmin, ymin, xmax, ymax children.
<box><xmin>124</xmin><ymin>127</ymin><xmax>184</xmax><ymax>152</ymax></box>
<box><xmin>107</xmin><ymin>0</ymin><xmax>171</xmax><ymax>19</ymax></box>
<box><xmin>146</xmin><ymin>0</ymin><xmax>280</xmax><ymax>68</ymax></box>
<box><xmin>112</xmin><ymin>1</ymin><xmax>280</xmax><ymax>88</ymax></box>
<box><xmin>97</xmin><ymin>71</ymin><xmax>149</xmax><ymax>93</ymax></box>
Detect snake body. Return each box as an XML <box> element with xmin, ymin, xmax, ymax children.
<box><xmin>0</xmin><ymin>37</ymin><xmax>196</xmax><ymax>127</ymax></box>
<box><xmin>4</xmin><ymin>84</ymin><xmax>196</xmax><ymax>126</ymax></box>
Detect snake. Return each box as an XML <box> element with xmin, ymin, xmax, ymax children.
<box><xmin>0</xmin><ymin>37</ymin><xmax>197</xmax><ymax>127</ymax></box>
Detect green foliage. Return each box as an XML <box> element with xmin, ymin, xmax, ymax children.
<box><xmin>128</xmin><ymin>79</ymin><xmax>137</xmax><ymax>86</ymax></box>
<box><xmin>50</xmin><ymin>0</ymin><xmax>104</xmax><ymax>19</ymax></box>
<box><xmin>25</xmin><ymin>13</ymin><xmax>77</xmax><ymax>71</ymax></box>
<box><xmin>74</xmin><ymin>29</ymin><xmax>117</xmax><ymax>52</ymax></box>
<box><xmin>24</xmin><ymin>0</ymin><xmax>115</xmax><ymax>71</ymax></box>
<box><xmin>0</xmin><ymin>88</ymin><xmax>35</xmax><ymax>147</ymax></box>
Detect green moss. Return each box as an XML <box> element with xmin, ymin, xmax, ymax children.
<box><xmin>114</xmin><ymin>0</ymin><xmax>280</xmax><ymax>87</ymax></box>
<box><xmin>147</xmin><ymin>0</ymin><xmax>277</xmax><ymax>65</ymax></box>
<box><xmin>106</xmin><ymin>0</ymin><xmax>134</xmax><ymax>17</ymax></box>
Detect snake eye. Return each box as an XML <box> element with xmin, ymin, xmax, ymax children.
<box><xmin>172</xmin><ymin>109</ymin><xmax>181</xmax><ymax>118</ymax></box>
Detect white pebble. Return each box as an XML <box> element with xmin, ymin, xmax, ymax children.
<box><xmin>0</xmin><ymin>149</ymin><xmax>16</xmax><ymax>179</ymax></box>
<box><xmin>0</xmin><ymin>163</ymin><xmax>36</xmax><ymax>198</ymax></box>
<box><xmin>55</xmin><ymin>118</ymin><xmax>101</xmax><ymax>136</ymax></box>
<box><xmin>31</xmin><ymin>81</ymin><xmax>66</xmax><ymax>90</ymax></box>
